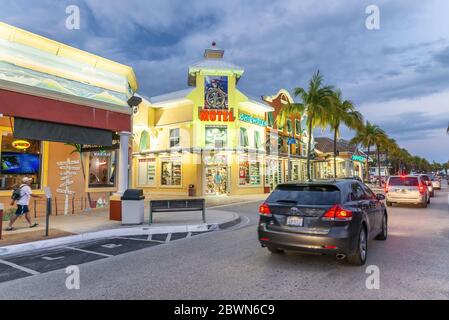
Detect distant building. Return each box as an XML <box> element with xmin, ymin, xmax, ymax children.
<box><xmin>313</xmin><ymin>137</ymin><xmax>366</xmax><ymax>179</ymax></box>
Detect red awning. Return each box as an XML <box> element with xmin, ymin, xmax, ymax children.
<box><xmin>0</xmin><ymin>88</ymin><xmax>131</xmax><ymax>132</ymax></box>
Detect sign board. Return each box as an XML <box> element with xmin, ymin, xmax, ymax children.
<box><xmin>199</xmin><ymin>108</ymin><xmax>235</xmax><ymax>122</ymax></box>
<box><xmin>239</xmin><ymin>113</ymin><xmax>267</xmax><ymax>127</ymax></box>
<box><xmin>351</xmin><ymin>154</ymin><xmax>367</xmax><ymax>162</ymax></box>
<box><xmin>44</xmin><ymin>187</ymin><xmax>52</xmax><ymax>199</ymax></box>
<box><xmin>57</xmin><ymin>158</ymin><xmax>80</xmax><ymax>215</ymax></box>
<box><xmin>287</xmin><ymin>137</ymin><xmax>297</xmax><ymax>145</ymax></box>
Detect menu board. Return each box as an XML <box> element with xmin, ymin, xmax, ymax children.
<box><xmin>138</xmin><ymin>158</ymin><xmax>156</xmax><ymax>186</ymax></box>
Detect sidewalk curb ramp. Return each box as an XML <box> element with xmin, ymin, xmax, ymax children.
<box><xmin>0</xmin><ymin>213</ymin><xmax>241</xmax><ymax>257</ymax></box>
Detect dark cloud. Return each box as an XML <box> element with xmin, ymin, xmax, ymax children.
<box><xmin>1</xmin><ymin>0</ymin><xmax>449</xmax><ymax>161</ymax></box>
<box><xmin>434</xmin><ymin>46</ymin><xmax>449</xmax><ymax>66</ymax></box>
<box><xmin>379</xmin><ymin>112</ymin><xmax>449</xmax><ymax>140</ymax></box>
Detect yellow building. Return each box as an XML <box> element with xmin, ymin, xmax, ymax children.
<box><xmin>132</xmin><ymin>45</ymin><xmax>274</xmax><ymax>196</ymax></box>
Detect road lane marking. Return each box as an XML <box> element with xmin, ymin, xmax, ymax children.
<box><xmin>225</xmin><ymin>215</ymin><xmax>252</xmax><ymax>231</ymax></box>
<box><xmin>42</xmin><ymin>256</ymin><xmax>64</xmax><ymax>261</ymax></box>
<box><xmin>165</xmin><ymin>233</ymin><xmax>172</xmax><ymax>243</ymax></box>
<box><xmin>115</xmin><ymin>236</ymin><xmax>157</xmax><ymax>242</ymax></box>
<box><xmin>101</xmin><ymin>243</ymin><xmax>123</xmax><ymax>249</ymax></box>
<box><xmin>65</xmin><ymin>247</ymin><xmax>113</xmax><ymax>257</ymax></box>
<box><xmin>0</xmin><ymin>259</ymin><xmax>40</xmax><ymax>275</ymax></box>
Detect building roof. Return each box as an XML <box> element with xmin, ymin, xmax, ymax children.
<box><xmin>189</xmin><ymin>58</ymin><xmax>243</xmax><ymax>72</ymax></box>
<box><xmin>0</xmin><ymin>22</ymin><xmax>138</xmax><ymax>93</ymax></box>
<box><xmin>148</xmin><ymin>88</ymin><xmax>194</xmax><ymax>105</ymax></box>
<box><xmin>188</xmin><ymin>45</ymin><xmax>244</xmax><ymax>86</ymax></box>
<box><xmin>315</xmin><ymin>137</ymin><xmax>357</xmax><ymax>154</ymax></box>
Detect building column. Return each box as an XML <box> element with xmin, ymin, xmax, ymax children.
<box><xmin>117</xmin><ymin>131</ymin><xmax>131</xmax><ymax>195</ymax></box>
<box><xmin>109</xmin><ymin>131</ymin><xmax>131</xmax><ymax>221</ymax></box>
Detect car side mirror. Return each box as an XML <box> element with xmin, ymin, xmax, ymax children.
<box><xmin>376</xmin><ymin>193</ymin><xmax>385</xmax><ymax>201</ymax></box>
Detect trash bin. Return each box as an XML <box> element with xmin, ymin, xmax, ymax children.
<box><xmin>121</xmin><ymin>189</ymin><xmax>145</xmax><ymax>225</ymax></box>
<box><xmin>188</xmin><ymin>184</ymin><xmax>195</xmax><ymax>197</ymax></box>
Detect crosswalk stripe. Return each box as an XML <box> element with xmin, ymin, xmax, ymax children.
<box><xmin>64</xmin><ymin>247</ymin><xmax>113</xmax><ymax>257</ymax></box>
<box><xmin>0</xmin><ymin>259</ymin><xmax>40</xmax><ymax>275</ymax></box>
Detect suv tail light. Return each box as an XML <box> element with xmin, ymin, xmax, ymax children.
<box><xmin>259</xmin><ymin>203</ymin><xmax>272</xmax><ymax>217</ymax></box>
<box><xmin>322</xmin><ymin>205</ymin><xmax>352</xmax><ymax>221</ymax></box>
<box><xmin>384</xmin><ymin>183</ymin><xmax>389</xmax><ymax>193</ymax></box>
<box><xmin>419</xmin><ymin>184</ymin><xmax>425</xmax><ymax>194</ymax></box>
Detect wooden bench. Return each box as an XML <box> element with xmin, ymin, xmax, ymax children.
<box><xmin>149</xmin><ymin>199</ymin><xmax>206</xmax><ymax>224</ymax></box>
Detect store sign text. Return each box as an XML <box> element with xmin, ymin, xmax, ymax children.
<box><xmin>351</xmin><ymin>154</ymin><xmax>367</xmax><ymax>162</ymax></box>
<box><xmin>239</xmin><ymin>113</ymin><xmax>267</xmax><ymax>127</ymax></box>
<box><xmin>199</xmin><ymin>108</ymin><xmax>235</xmax><ymax>122</ymax></box>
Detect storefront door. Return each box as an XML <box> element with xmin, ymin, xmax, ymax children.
<box><xmin>204</xmin><ymin>165</ymin><xmax>229</xmax><ymax>195</ymax></box>
<box><xmin>265</xmin><ymin>158</ymin><xmax>280</xmax><ymax>191</ymax></box>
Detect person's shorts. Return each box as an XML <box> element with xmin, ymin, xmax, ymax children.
<box><xmin>15</xmin><ymin>205</ymin><xmax>30</xmax><ymax>216</ymax></box>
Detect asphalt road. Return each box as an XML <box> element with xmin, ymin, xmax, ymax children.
<box><xmin>1</xmin><ymin>182</ymin><xmax>449</xmax><ymax>299</ymax></box>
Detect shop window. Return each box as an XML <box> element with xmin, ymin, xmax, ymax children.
<box><xmin>295</xmin><ymin>119</ymin><xmax>301</xmax><ymax>135</ymax></box>
<box><xmin>0</xmin><ymin>131</ymin><xmax>42</xmax><ymax>190</ymax></box>
<box><xmin>286</xmin><ymin>119</ymin><xmax>292</xmax><ymax>134</ymax></box>
<box><xmin>169</xmin><ymin>128</ymin><xmax>180</xmax><ymax>148</ymax></box>
<box><xmin>88</xmin><ymin>151</ymin><xmax>116</xmax><ymax>188</ymax></box>
<box><xmin>254</xmin><ymin>131</ymin><xmax>261</xmax><ymax>149</ymax></box>
<box><xmin>239</xmin><ymin>156</ymin><xmax>261</xmax><ymax>186</ymax></box>
<box><xmin>268</xmin><ymin>132</ymin><xmax>278</xmax><ymax>154</ymax></box>
<box><xmin>161</xmin><ymin>158</ymin><xmax>182</xmax><ymax>186</ymax></box>
<box><xmin>301</xmin><ymin>142</ymin><xmax>308</xmax><ymax>157</ymax></box>
<box><xmin>267</xmin><ymin>112</ymin><xmax>274</xmax><ymax>128</ymax></box>
<box><xmin>138</xmin><ymin>158</ymin><xmax>156</xmax><ymax>186</ymax></box>
<box><xmin>239</xmin><ymin>127</ymin><xmax>249</xmax><ymax>147</ymax></box>
<box><xmin>139</xmin><ymin>130</ymin><xmax>150</xmax><ymax>153</ymax></box>
<box><xmin>205</xmin><ymin>126</ymin><xmax>227</xmax><ymax>149</ymax></box>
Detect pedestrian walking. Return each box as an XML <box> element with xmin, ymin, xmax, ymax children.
<box><xmin>5</xmin><ymin>177</ymin><xmax>41</xmax><ymax>231</ymax></box>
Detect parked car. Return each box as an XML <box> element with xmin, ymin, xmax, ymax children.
<box><xmin>418</xmin><ymin>174</ymin><xmax>434</xmax><ymax>197</ymax></box>
<box><xmin>340</xmin><ymin>176</ymin><xmax>363</xmax><ymax>182</ymax></box>
<box><xmin>427</xmin><ymin>173</ymin><xmax>441</xmax><ymax>190</ymax></box>
<box><xmin>258</xmin><ymin>180</ymin><xmax>388</xmax><ymax>265</ymax></box>
<box><xmin>385</xmin><ymin>175</ymin><xmax>430</xmax><ymax>207</ymax></box>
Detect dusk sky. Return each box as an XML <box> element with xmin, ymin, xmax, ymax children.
<box><xmin>1</xmin><ymin>0</ymin><xmax>448</xmax><ymax>162</ymax></box>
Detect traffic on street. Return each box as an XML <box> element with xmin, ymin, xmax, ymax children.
<box><xmin>1</xmin><ymin>1</ymin><xmax>449</xmax><ymax>312</ymax></box>
<box><xmin>0</xmin><ymin>180</ymin><xmax>448</xmax><ymax>299</ymax></box>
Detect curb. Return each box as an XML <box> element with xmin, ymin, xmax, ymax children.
<box><xmin>0</xmin><ymin>213</ymin><xmax>241</xmax><ymax>257</ymax></box>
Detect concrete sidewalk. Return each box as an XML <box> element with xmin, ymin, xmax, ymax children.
<box><xmin>1</xmin><ymin>193</ymin><xmax>265</xmax><ymax>238</ymax></box>
<box><xmin>0</xmin><ymin>208</ymin><xmax>241</xmax><ymax>256</ymax></box>
<box><xmin>0</xmin><ymin>193</ymin><xmax>266</xmax><ymax>255</ymax></box>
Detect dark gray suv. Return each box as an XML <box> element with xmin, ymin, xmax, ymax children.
<box><xmin>258</xmin><ymin>180</ymin><xmax>388</xmax><ymax>265</ymax></box>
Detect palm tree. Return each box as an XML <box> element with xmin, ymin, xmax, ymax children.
<box><xmin>374</xmin><ymin>131</ymin><xmax>388</xmax><ymax>186</ymax></box>
<box><xmin>329</xmin><ymin>90</ymin><xmax>363</xmax><ymax>178</ymax></box>
<box><xmin>350</xmin><ymin>121</ymin><xmax>385</xmax><ymax>183</ymax></box>
<box><xmin>277</xmin><ymin>70</ymin><xmax>334</xmax><ymax>180</ymax></box>
<box><xmin>382</xmin><ymin>138</ymin><xmax>398</xmax><ymax>176</ymax></box>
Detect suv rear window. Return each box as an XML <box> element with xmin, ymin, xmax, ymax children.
<box><xmin>267</xmin><ymin>185</ymin><xmax>341</xmax><ymax>205</ymax></box>
<box><xmin>388</xmin><ymin>177</ymin><xmax>419</xmax><ymax>186</ymax></box>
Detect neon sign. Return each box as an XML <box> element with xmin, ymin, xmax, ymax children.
<box><xmin>12</xmin><ymin>140</ymin><xmax>31</xmax><ymax>150</ymax></box>
<box><xmin>199</xmin><ymin>108</ymin><xmax>235</xmax><ymax>122</ymax></box>
<box><xmin>351</xmin><ymin>154</ymin><xmax>366</xmax><ymax>162</ymax></box>
<box><xmin>238</xmin><ymin>113</ymin><xmax>267</xmax><ymax>127</ymax></box>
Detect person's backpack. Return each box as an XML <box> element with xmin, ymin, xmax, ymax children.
<box><xmin>11</xmin><ymin>185</ymin><xmax>24</xmax><ymax>201</ymax></box>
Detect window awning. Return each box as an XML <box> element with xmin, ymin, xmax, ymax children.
<box><xmin>13</xmin><ymin>118</ymin><xmax>113</xmax><ymax>146</ymax></box>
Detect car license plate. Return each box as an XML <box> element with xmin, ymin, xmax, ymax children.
<box><xmin>287</xmin><ymin>216</ymin><xmax>303</xmax><ymax>227</ymax></box>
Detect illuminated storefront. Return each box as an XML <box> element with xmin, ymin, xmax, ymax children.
<box><xmin>262</xmin><ymin>90</ymin><xmax>310</xmax><ymax>191</ymax></box>
<box><xmin>0</xmin><ymin>22</ymin><xmax>138</xmax><ymax>215</ymax></box>
<box><xmin>132</xmin><ymin>45</ymin><xmax>273</xmax><ymax>196</ymax></box>
<box><xmin>313</xmin><ymin>137</ymin><xmax>365</xmax><ymax>179</ymax></box>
